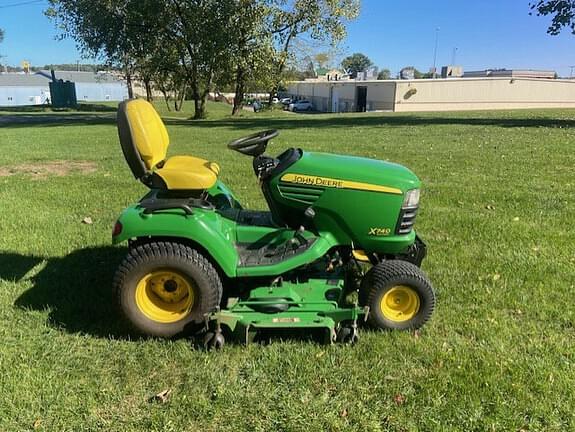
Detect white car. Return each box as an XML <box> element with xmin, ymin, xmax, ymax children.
<box><xmin>289</xmin><ymin>100</ymin><xmax>313</xmax><ymax>112</ymax></box>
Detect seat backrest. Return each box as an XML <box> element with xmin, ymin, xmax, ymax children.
<box><xmin>117</xmin><ymin>99</ymin><xmax>169</xmax><ymax>179</ymax></box>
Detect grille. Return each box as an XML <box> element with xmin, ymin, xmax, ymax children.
<box><xmin>395</xmin><ymin>206</ymin><xmax>418</xmax><ymax>235</ymax></box>
<box><xmin>277</xmin><ymin>184</ymin><xmax>323</xmax><ymax>205</ymax></box>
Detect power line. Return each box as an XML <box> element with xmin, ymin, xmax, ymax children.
<box><xmin>0</xmin><ymin>0</ymin><xmax>45</xmax><ymax>9</ymax></box>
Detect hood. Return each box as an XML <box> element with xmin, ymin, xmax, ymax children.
<box><xmin>285</xmin><ymin>151</ymin><xmax>420</xmax><ymax>193</ymax></box>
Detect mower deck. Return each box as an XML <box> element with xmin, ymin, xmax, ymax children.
<box><xmin>213</xmin><ymin>279</ymin><xmax>364</xmax><ymax>344</ymax></box>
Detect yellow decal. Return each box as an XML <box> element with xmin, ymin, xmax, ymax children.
<box><xmin>368</xmin><ymin>227</ymin><xmax>391</xmax><ymax>236</ymax></box>
<box><xmin>281</xmin><ymin>174</ymin><xmax>402</xmax><ymax>195</ymax></box>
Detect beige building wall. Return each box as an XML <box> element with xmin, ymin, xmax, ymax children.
<box><xmin>394</xmin><ymin>77</ymin><xmax>575</xmax><ymax>112</ymax></box>
<box><xmin>287</xmin><ymin>78</ymin><xmax>575</xmax><ymax>113</ymax></box>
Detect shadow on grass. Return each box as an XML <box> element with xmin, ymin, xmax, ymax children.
<box><xmin>13</xmin><ymin>246</ymin><xmax>134</xmax><ymax>339</ymax></box>
<box><xmin>10</xmin><ymin>246</ymin><xmax>370</xmax><ymax>346</ymax></box>
<box><xmin>0</xmin><ymin>103</ymin><xmax>117</xmax><ymax>113</ymax></box>
<box><xmin>2</xmin><ymin>106</ymin><xmax>574</xmax><ymax>131</ymax></box>
<box><xmin>0</xmin><ymin>253</ymin><xmax>44</xmax><ymax>281</ymax></box>
<box><xmin>0</xmin><ymin>113</ymin><xmax>117</xmax><ymax>128</ymax></box>
<box><xmin>164</xmin><ymin>113</ymin><xmax>575</xmax><ymax>130</ymax></box>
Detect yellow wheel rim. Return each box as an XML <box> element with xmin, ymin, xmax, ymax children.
<box><xmin>135</xmin><ymin>270</ymin><xmax>195</xmax><ymax>323</ymax></box>
<box><xmin>380</xmin><ymin>285</ymin><xmax>420</xmax><ymax>322</ymax></box>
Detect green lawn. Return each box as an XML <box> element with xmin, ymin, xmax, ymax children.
<box><xmin>0</xmin><ymin>102</ymin><xmax>574</xmax><ymax>431</ymax></box>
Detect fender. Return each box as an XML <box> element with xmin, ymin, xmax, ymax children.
<box><xmin>112</xmin><ymin>205</ymin><xmax>239</xmax><ymax>277</ymax></box>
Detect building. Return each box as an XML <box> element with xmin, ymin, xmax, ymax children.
<box><xmin>441</xmin><ymin>66</ymin><xmax>464</xmax><ymax>78</ymax></box>
<box><xmin>0</xmin><ymin>74</ymin><xmax>51</xmax><ymax>106</ymax></box>
<box><xmin>287</xmin><ymin>77</ymin><xmax>575</xmax><ymax>113</ymax></box>
<box><xmin>36</xmin><ymin>70</ymin><xmax>128</xmax><ymax>102</ymax></box>
<box><xmin>0</xmin><ymin>70</ymin><xmax>128</xmax><ymax>106</ymax></box>
<box><xmin>313</xmin><ymin>68</ymin><xmax>349</xmax><ymax>81</ymax></box>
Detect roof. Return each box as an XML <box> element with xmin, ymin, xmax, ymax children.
<box><xmin>36</xmin><ymin>70</ymin><xmax>125</xmax><ymax>84</ymax></box>
<box><xmin>0</xmin><ymin>70</ymin><xmax>126</xmax><ymax>87</ymax></box>
<box><xmin>0</xmin><ymin>73</ymin><xmax>50</xmax><ymax>87</ymax></box>
<box><xmin>290</xmin><ymin>76</ymin><xmax>575</xmax><ymax>85</ymax></box>
<box><xmin>464</xmin><ymin>69</ymin><xmax>556</xmax><ymax>79</ymax></box>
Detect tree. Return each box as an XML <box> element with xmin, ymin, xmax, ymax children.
<box><xmin>46</xmin><ymin>0</ymin><xmax>359</xmax><ymax>118</ymax></box>
<box><xmin>46</xmin><ymin>0</ymin><xmax>236</xmax><ymax>119</ymax></box>
<box><xmin>341</xmin><ymin>52</ymin><xmax>373</xmax><ymax>77</ymax></box>
<box><xmin>530</xmin><ymin>1</ymin><xmax>575</xmax><ymax>34</ymax></box>
<box><xmin>265</xmin><ymin>0</ymin><xmax>360</xmax><ymax>104</ymax></box>
<box><xmin>46</xmin><ymin>0</ymin><xmax>164</xmax><ymax>99</ymax></box>
<box><xmin>377</xmin><ymin>68</ymin><xmax>391</xmax><ymax>80</ymax></box>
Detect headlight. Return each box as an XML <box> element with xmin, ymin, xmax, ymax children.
<box><xmin>403</xmin><ymin>188</ymin><xmax>420</xmax><ymax>208</ymax></box>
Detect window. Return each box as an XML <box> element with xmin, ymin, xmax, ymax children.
<box><xmin>105</xmin><ymin>95</ymin><xmax>111</xmax><ymax>101</ymax></box>
<box><xmin>7</xmin><ymin>97</ymin><xmax>13</xmax><ymax>101</ymax></box>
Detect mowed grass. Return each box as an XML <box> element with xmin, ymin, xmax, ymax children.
<box><xmin>0</xmin><ymin>101</ymin><xmax>574</xmax><ymax>431</ymax></box>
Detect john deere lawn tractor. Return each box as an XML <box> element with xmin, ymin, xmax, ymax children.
<box><xmin>112</xmin><ymin>99</ymin><xmax>435</xmax><ymax>347</ymax></box>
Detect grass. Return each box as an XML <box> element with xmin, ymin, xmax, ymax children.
<box><xmin>0</xmin><ymin>101</ymin><xmax>574</xmax><ymax>431</ymax></box>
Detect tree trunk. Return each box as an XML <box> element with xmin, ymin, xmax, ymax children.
<box><xmin>144</xmin><ymin>78</ymin><xmax>153</xmax><ymax>102</ymax></box>
<box><xmin>126</xmin><ymin>71</ymin><xmax>134</xmax><ymax>99</ymax></box>
<box><xmin>232</xmin><ymin>67</ymin><xmax>246</xmax><ymax>116</ymax></box>
<box><xmin>159</xmin><ymin>87</ymin><xmax>171</xmax><ymax>111</ymax></box>
<box><xmin>268</xmin><ymin>33</ymin><xmax>294</xmax><ymax>105</ymax></box>
<box><xmin>193</xmin><ymin>94</ymin><xmax>207</xmax><ymax>119</ymax></box>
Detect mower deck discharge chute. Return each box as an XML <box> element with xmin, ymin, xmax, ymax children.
<box><xmin>113</xmin><ymin>99</ymin><xmax>435</xmax><ymax>347</ymax></box>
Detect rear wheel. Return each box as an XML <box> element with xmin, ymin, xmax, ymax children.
<box><xmin>360</xmin><ymin>260</ymin><xmax>435</xmax><ymax>330</ymax></box>
<box><xmin>114</xmin><ymin>241</ymin><xmax>222</xmax><ymax>337</ymax></box>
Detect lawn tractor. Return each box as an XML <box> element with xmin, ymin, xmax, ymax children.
<box><xmin>112</xmin><ymin>99</ymin><xmax>435</xmax><ymax>347</ymax></box>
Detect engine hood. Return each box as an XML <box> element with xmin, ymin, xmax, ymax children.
<box><xmin>282</xmin><ymin>151</ymin><xmax>420</xmax><ymax>194</ymax></box>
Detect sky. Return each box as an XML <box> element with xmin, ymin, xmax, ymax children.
<box><xmin>0</xmin><ymin>0</ymin><xmax>574</xmax><ymax>76</ymax></box>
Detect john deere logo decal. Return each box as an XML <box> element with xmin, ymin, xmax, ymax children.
<box><xmin>280</xmin><ymin>174</ymin><xmax>402</xmax><ymax>195</ymax></box>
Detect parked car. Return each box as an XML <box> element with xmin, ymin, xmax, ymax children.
<box><xmin>288</xmin><ymin>100</ymin><xmax>313</xmax><ymax>112</ymax></box>
<box><xmin>280</xmin><ymin>97</ymin><xmax>292</xmax><ymax>105</ymax></box>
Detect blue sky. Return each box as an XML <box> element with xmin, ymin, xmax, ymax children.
<box><xmin>0</xmin><ymin>0</ymin><xmax>574</xmax><ymax>76</ymax></box>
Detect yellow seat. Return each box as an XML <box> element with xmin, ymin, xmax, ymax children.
<box><xmin>117</xmin><ymin>99</ymin><xmax>219</xmax><ymax>190</ymax></box>
<box><xmin>156</xmin><ymin>156</ymin><xmax>220</xmax><ymax>190</ymax></box>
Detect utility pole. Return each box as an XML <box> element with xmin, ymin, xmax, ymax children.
<box><xmin>570</xmin><ymin>65</ymin><xmax>575</xmax><ymax>78</ymax></box>
<box><xmin>432</xmin><ymin>27</ymin><xmax>440</xmax><ymax>78</ymax></box>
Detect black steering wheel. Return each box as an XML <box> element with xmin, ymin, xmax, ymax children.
<box><xmin>227</xmin><ymin>129</ymin><xmax>279</xmax><ymax>157</ymax></box>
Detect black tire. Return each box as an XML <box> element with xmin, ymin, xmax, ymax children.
<box><xmin>114</xmin><ymin>241</ymin><xmax>222</xmax><ymax>338</ymax></box>
<box><xmin>360</xmin><ymin>260</ymin><xmax>435</xmax><ymax>330</ymax></box>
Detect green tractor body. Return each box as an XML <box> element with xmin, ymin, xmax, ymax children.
<box><xmin>112</xmin><ymin>100</ymin><xmax>434</xmax><ymax>346</ymax></box>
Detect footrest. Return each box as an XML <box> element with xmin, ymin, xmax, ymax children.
<box><xmin>237</xmin><ymin>238</ymin><xmax>317</xmax><ymax>267</ymax></box>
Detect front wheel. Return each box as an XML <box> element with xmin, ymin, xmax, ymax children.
<box><xmin>360</xmin><ymin>260</ymin><xmax>435</xmax><ymax>330</ymax></box>
<box><xmin>114</xmin><ymin>241</ymin><xmax>222</xmax><ymax>337</ymax></box>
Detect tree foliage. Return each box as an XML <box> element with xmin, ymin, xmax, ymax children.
<box><xmin>377</xmin><ymin>68</ymin><xmax>391</xmax><ymax>80</ymax></box>
<box><xmin>46</xmin><ymin>0</ymin><xmax>359</xmax><ymax>118</ymax></box>
<box><xmin>341</xmin><ymin>52</ymin><xmax>373</xmax><ymax>76</ymax></box>
<box><xmin>530</xmin><ymin>0</ymin><xmax>575</xmax><ymax>34</ymax></box>
<box><xmin>264</xmin><ymin>0</ymin><xmax>360</xmax><ymax>103</ymax></box>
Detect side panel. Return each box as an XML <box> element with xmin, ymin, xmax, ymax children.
<box><xmin>113</xmin><ymin>206</ymin><xmax>239</xmax><ymax>277</ymax></box>
<box><xmin>268</xmin><ymin>152</ymin><xmax>420</xmax><ymax>254</ymax></box>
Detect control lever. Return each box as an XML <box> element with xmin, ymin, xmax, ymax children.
<box><xmin>290</xmin><ymin>226</ymin><xmax>308</xmax><ymax>248</ymax></box>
